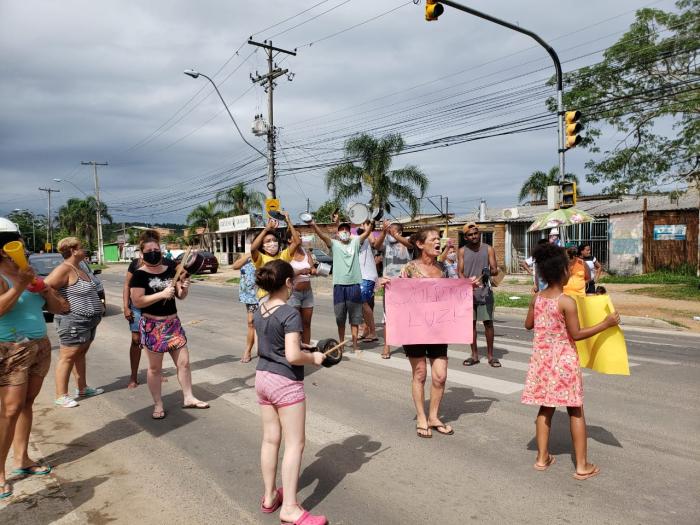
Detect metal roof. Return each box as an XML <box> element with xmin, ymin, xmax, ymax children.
<box><xmin>450</xmin><ymin>190</ymin><xmax>699</xmax><ymax>224</ymax></box>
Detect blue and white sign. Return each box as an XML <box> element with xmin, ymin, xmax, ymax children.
<box><xmin>653</xmin><ymin>224</ymin><xmax>686</xmax><ymax>241</ymax></box>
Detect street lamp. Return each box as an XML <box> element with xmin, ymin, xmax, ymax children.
<box><xmin>183</xmin><ymin>69</ymin><xmax>267</xmax><ymax>161</ymax></box>
<box><xmin>13</xmin><ymin>208</ymin><xmax>36</xmax><ymax>252</ymax></box>
<box><xmin>52</xmin><ymin>178</ymin><xmax>89</xmax><ymax>197</ymax></box>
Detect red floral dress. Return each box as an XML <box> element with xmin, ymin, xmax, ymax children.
<box><xmin>521</xmin><ymin>294</ymin><xmax>583</xmax><ymax>407</ymax></box>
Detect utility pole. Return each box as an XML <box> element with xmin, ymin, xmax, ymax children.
<box><xmin>81</xmin><ymin>161</ymin><xmax>108</xmax><ymax>264</ymax></box>
<box><xmin>306</xmin><ymin>198</ymin><xmax>310</xmax><ymax>213</ymax></box>
<box><xmin>38</xmin><ymin>187</ymin><xmax>60</xmax><ymax>252</ymax></box>
<box><xmin>248</xmin><ymin>39</ymin><xmax>297</xmax><ymax>199</ymax></box>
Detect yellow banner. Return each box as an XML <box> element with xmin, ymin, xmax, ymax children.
<box><xmin>574</xmin><ymin>295</ymin><xmax>630</xmax><ymax>376</ymax></box>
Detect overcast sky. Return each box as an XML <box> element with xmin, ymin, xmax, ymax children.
<box><xmin>0</xmin><ymin>0</ymin><xmax>677</xmax><ymax>224</ymax></box>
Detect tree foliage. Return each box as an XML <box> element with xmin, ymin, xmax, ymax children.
<box><xmin>56</xmin><ymin>197</ymin><xmax>112</xmax><ymax>250</ymax></box>
<box><xmin>186</xmin><ymin>201</ymin><xmax>221</xmax><ymax>251</ymax></box>
<box><xmin>6</xmin><ymin>210</ymin><xmax>47</xmax><ymax>251</ymax></box>
<box><xmin>312</xmin><ymin>199</ymin><xmax>348</xmax><ymax>224</ymax></box>
<box><xmin>518</xmin><ymin>167</ymin><xmax>580</xmax><ymax>203</ymax></box>
<box><xmin>215</xmin><ymin>183</ymin><xmax>265</xmax><ymax>216</ymax></box>
<box><xmin>559</xmin><ymin>0</ymin><xmax>699</xmax><ymax>194</ymax></box>
<box><xmin>325</xmin><ymin>133</ymin><xmax>429</xmax><ymax>218</ymax></box>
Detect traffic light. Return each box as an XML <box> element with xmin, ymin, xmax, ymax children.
<box><xmin>425</xmin><ymin>0</ymin><xmax>444</xmax><ymax>21</ymax></box>
<box><xmin>561</xmin><ymin>181</ymin><xmax>577</xmax><ymax>208</ymax></box>
<box><xmin>564</xmin><ymin>110</ymin><xmax>582</xmax><ymax>149</ymax></box>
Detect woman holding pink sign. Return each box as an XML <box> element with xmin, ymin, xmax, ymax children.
<box><xmin>383</xmin><ymin>227</ymin><xmax>453</xmax><ymax>439</ymax></box>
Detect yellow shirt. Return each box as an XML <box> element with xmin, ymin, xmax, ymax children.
<box><xmin>253</xmin><ymin>248</ymin><xmax>293</xmax><ymax>298</ymax></box>
<box><xmin>563</xmin><ymin>259</ymin><xmax>587</xmax><ymax>297</ymax></box>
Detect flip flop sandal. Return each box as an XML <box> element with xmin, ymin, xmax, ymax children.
<box><xmin>0</xmin><ymin>483</ymin><xmax>12</xmax><ymax>500</ymax></box>
<box><xmin>573</xmin><ymin>465</ymin><xmax>600</xmax><ymax>480</ymax></box>
<box><xmin>463</xmin><ymin>357</ymin><xmax>480</xmax><ymax>366</ymax></box>
<box><xmin>429</xmin><ymin>425</ymin><xmax>455</xmax><ymax>436</ymax></box>
<box><xmin>260</xmin><ymin>487</ymin><xmax>283</xmax><ymax>513</ymax></box>
<box><xmin>152</xmin><ymin>409</ymin><xmax>166</xmax><ymax>420</ymax></box>
<box><xmin>381</xmin><ymin>353</ymin><xmax>391</xmax><ymax>359</ymax></box>
<box><xmin>533</xmin><ymin>456</ymin><xmax>556</xmax><ymax>471</ymax></box>
<box><xmin>361</xmin><ymin>337</ymin><xmax>379</xmax><ymax>343</ymax></box>
<box><xmin>281</xmin><ymin>509</ymin><xmax>328</xmax><ymax>525</ymax></box>
<box><xmin>182</xmin><ymin>402</ymin><xmax>210</xmax><ymax>409</ymax></box>
<box><xmin>12</xmin><ymin>465</ymin><xmax>52</xmax><ymax>476</ymax></box>
<box><xmin>488</xmin><ymin>359</ymin><xmax>502</xmax><ymax>368</ymax></box>
<box><xmin>416</xmin><ymin>426</ymin><xmax>433</xmax><ymax>439</ymax></box>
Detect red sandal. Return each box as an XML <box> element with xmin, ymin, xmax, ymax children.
<box><xmin>261</xmin><ymin>487</ymin><xmax>283</xmax><ymax>513</ymax></box>
<box><xmin>281</xmin><ymin>508</ymin><xmax>328</xmax><ymax>525</ymax></box>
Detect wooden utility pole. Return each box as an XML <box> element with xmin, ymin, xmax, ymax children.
<box><xmin>248</xmin><ymin>39</ymin><xmax>296</xmax><ymax>199</ymax></box>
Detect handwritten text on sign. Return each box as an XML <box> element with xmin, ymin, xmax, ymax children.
<box><xmin>385</xmin><ymin>278</ymin><xmax>473</xmax><ymax>346</ymax></box>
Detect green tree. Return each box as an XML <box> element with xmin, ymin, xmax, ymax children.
<box><xmin>6</xmin><ymin>210</ymin><xmax>47</xmax><ymax>252</ymax></box>
<box><xmin>186</xmin><ymin>201</ymin><xmax>221</xmax><ymax>251</ymax></box>
<box><xmin>558</xmin><ymin>0</ymin><xmax>699</xmax><ymax>195</ymax></box>
<box><xmin>215</xmin><ymin>183</ymin><xmax>265</xmax><ymax>216</ymax></box>
<box><xmin>312</xmin><ymin>199</ymin><xmax>348</xmax><ymax>224</ymax></box>
<box><xmin>518</xmin><ymin>167</ymin><xmax>580</xmax><ymax>203</ymax></box>
<box><xmin>56</xmin><ymin>197</ymin><xmax>112</xmax><ymax>250</ymax></box>
<box><xmin>325</xmin><ymin>133</ymin><xmax>428</xmax><ymax>217</ymax></box>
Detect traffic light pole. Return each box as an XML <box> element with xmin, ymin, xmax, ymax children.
<box><xmin>437</xmin><ymin>1</ymin><xmax>566</xmax><ymax>183</ymax></box>
<box><xmin>249</xmin><ymin>40</ymin><xmax>297</xmax><ymax>199</ymax></box>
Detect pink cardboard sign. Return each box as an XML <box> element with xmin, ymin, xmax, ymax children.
<box><xmin>385</xmin><ymin>278</ymin><xmax>473</xmax><ymax>346</ymax></box>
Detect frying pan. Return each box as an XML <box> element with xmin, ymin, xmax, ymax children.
<box><xmin>312</xmin><ymin>338</ymin><xmax>346</xmax><ymax>368</ymax></box>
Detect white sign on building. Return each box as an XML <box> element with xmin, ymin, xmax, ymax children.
<box><xmin>218</xmin><ymin>214</ymin><xmax>251</xmax><ymax>233</ymax></box>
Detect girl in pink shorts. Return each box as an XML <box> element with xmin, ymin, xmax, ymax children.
<box><xmin>253</xmin><ymin>260</ymin><xmax>327</xmax><ymax>525</ymax></box>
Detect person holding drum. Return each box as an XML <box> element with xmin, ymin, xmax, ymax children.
<box><xmin>382</xmin><ymin>227</ymin><xmax>455</xmax><ymax>438</ymax></box>
<box><xmin>253</xmin><ymin>259</ymin><xmax>327</xmax><ymax>525</ymax></box>
<box><xmin>130</xmin><ymin>230</ymin><xmax>208</xmax><ymax>419</ymax></box>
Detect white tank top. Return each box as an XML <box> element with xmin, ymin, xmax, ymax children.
<box><xmin>290</xmin><ymin>249</ymin><xmax>312</xmax><ymax>283</ymax></box>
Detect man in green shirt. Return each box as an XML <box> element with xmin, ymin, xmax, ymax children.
<box><xmin>309</xmin><ymin>220</ymin><xmax>372</xmax><ymax>353</ymax></box>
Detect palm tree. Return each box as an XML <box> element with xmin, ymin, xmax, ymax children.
<box><xmin>215</xmin><ymin>183</ymin><xmax>265</xmax><ymax>216</ymax></box>
<box><xmin>518</xmin><ymin>167</ymin><xmax>580</xmax><ymax>203</ymax></box>
<box><xmin>186</xmin><ymin>201</ymin><xmax>221</xmax><ymax>250</ymax></box>
<box><xmin>325</xmin><ymin>133</ymin><xmax>428</xmax><ymax>217</ymax></box>
<box><xmin>56</xmin><ymin>197</ymin><xmax>112</xmax><ymax>249</ymax></box>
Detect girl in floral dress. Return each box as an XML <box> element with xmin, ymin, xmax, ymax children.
<box><xmin>522</xmin><ymin>243</ymin><xmax>619</xmax><ymax>480</ymax></box>
<box><xmin>233</xmin><ymin>254</ymin><xmax>259</xmax><ymax>363</ymax></box>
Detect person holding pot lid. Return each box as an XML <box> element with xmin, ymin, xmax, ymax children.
<box><xmin>130</xmin><ymin>229</ymin><xmax>208</xmax><ymax>419</ymax></box>
<box><xmin>309</xmin><ymin>219</ymin><xmax>372</xmax><ymax>354</ymax></box>
<box><xmin>250</xmin><ymin>212</ymin><xmax>301</xmax><ymax>301</ymax></box>
<box><xmin>285</xmin><ymin>230</ymin><xmax>316</xmax><ymax>345</ymax></box>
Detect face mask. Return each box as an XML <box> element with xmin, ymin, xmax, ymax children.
<box><xmin>447</xmin><ymin>253</ymin><xmax>457</xmax><ymax>261</ymax></box>
<box><xmin>338</xmin><ymin>231</ymin><xmax>350</xmax><ymax>242</ymax></box>
<box><xmin>263</xmin><ymin>241</ymin><xmax>279</xmax><ymax>254</ymax></box>
<box><xmin>143</xmin><ymin>251</ymin><xmax>162</xmax><ymax>265</ymax></box>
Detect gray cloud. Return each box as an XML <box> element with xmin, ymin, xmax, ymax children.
<box><xmin>0</xmin><ymin>0</ymin><xmax>667</xmax><ymax>222</ymax></box>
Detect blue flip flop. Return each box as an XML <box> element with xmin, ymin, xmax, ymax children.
<box><xmin>0</xmin><ymin>483</ymin><xmax>12</xmax><ymax>500</ymax></box>
<box><xmin>12</xmin><ymin>465</ymin><xmax>52</xmax><ymax>476</ymax></box>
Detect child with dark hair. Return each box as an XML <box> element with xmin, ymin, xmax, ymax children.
<box><xmin>522</xmin><ymin>243</ymin><xmax>620</xmax><ymax>480</ymax></box>
<box><xmin>253</xmin><ymin>260</ymin><xmax>328</xmax><ymax>525</ymax></box>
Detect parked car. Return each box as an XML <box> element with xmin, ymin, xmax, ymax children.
<box><xmin>28</xmin><ymin>253</ymin><xmax>106</xmax><ymax>322</ymax></box>
<box><xmin>174</xmin><ymin>250</ymin><xmax>219</xmax><ymax>274</ymax></box>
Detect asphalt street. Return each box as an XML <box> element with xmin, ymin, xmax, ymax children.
<box><xmin>9</xmin><ymin>272</ymin><xmax>700</xmax><ymax>524</ymax></box>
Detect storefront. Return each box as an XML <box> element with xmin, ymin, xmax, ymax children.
<box><xmin>214</xmin><ymin>214</ymin><xmax>259</xmax><ymax>266</ymax></box>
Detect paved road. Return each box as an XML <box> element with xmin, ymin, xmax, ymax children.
<box><xmin>7</xmin><ymin>273</ymin><xmax>700</xmax><ymax>524</ymax></box>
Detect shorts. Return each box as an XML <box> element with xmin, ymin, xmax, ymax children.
<box><xmin>140</xmin><ymin>316</ymin><xmax>188</xmax><ymax>354</ymax></box>
<box><xmin>403</xmin><ymin>344</ymin><xmax>448</xmax><ymax>359</ymax></box>
<box><xmin>255</xmin><ymin>370</ymin><xmax>306</xmax><ymax>408</ymax></box>
<box><xmin>55</xmin><ymin>313</ymin><xmax>101</xmax><ymax>347</ymax></box>
<box><xmin>288</xmin><ymin>288</ymin><xmax>314</xmax><ymax>309</ymax></box>
<box><xmin>333</xmin><ymin>284</ymin><xmax>363</xmax><ymax>326</ymax></box>
<box><xmin>0</xmin><ymin>336</ymin><xmax>52</xmax><ymax>387</ymax></box>
<box><xmin>128</xmin><ymin>305</ymin><xmax>142</xmax><ymax>332</ymax></box>
<box><xmin>360</xmin><ymin>279</ymin><xmax>376</xmax><ymax>304</ymax></box>
<box><xmin>474</xmin><ymin>301</ymin><xmax>495</xmax><ymax>322</ymax></box>
<box><xmin>245</xmin><ymin>303</ymin><xmax>259</xmax><ymax>314</ymax></box>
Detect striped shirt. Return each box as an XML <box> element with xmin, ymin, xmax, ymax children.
<box><xmin>60</xmin><ymin>265</ymin><xmax>103</xmax><ymax>317</ymax></box>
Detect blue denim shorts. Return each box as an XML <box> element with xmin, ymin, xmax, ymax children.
<box><xmin>360</xmin><ymin>279</ymin><xmax>376</xmax><ymax>303</ymax></box>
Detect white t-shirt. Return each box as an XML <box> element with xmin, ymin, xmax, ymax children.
<box><xmin>359</xmin><ymin>239</ymin><xmax>378</xmax><ymax>282</ymax></box>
